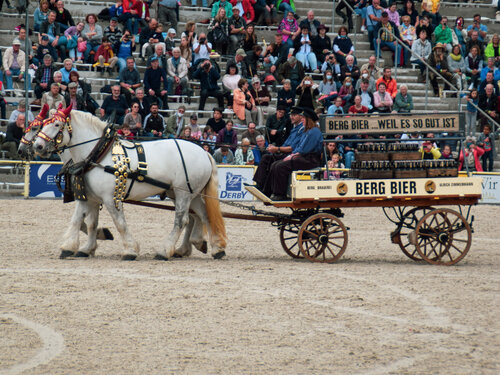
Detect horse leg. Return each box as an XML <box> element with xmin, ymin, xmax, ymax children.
<box><xmin>59</xmin><ymin>200</ymin><xmax>87</xmax><ymax>259</ymax></box>
<box><xmin>103</xmin><ymin>200</ymin><xmax>140</xmax><ymax>261</ymax></box>
<box><xmin>173</xmin><ymin>214</ymin><xmax>195</xmax><ymax>258</ymax></box>
<box><xmin>189</xmin><ymin>196</ymin><xmax>209</xmax><ymax>254</ymax></box>
<box><xmin>77</xmin><ymin>200</ymin><xmax>100</xmax><ymax>257</ymax></box>
<box><xmin>157</xmin><ymin>192</ymin><xmax>192</xmax><ymax>260</ymax></box>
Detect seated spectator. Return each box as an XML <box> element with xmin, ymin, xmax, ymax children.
<box><xmin>108</xmin><ymin>0</ymin><xmax>124</xmax><ymax>20</ymax></box>
<box><xmin>122</xmin><ymin>102</ymin><xmax>143</xmax><ymax>136</ymax></box>
<box><xmin>217</xmin><ymin>120</ymin><xmax>238</xmax><ymax>152</ymax></box>
<box><xmin>244</xmin><ymin>45</ymin><xmax>263</xmax><ymax>79</ymax></box>
<box><xmin>318</xmin><ymin>70</ymin><xmax>338</xmax><ymax>108</ymax></box>
<box><xmin>324</xmin><ymin>141</ymin><xmax>343</xmax><ymax>163</ymax></box>
<box><xmin>485</xmin><ymin>34</ymin><xmax>500</xmax><ymax>68</ymax></box>
<box><xmin>278</xmin><ymin>11</ymin><xmax>300</xmax><ymax>49</ymax></box>
<box><xmin>356</xmin><ymin>69</ymin><xmax>375</xmax><ymax>92</ymax></box>
<box><xmin>139</xmin><ymin>18</ymin><xmax>159</xmax><ymax>58</ymax></box>
<box><xmin>466</xmin><ymin>30</ymin><xmax>484</xmax><ymax>57</ymax></box>
<box><xmin>348</xmin><ymin>95</ymin><xmax>368</xmax><ymax>114</ymax></box>
<box><xmin>459</xmin><ymin>136</ymin><xmax>484</xmax><ymax>172</ymax></box>
<box><xmin>327</xmin><ymin>96</ymin><xmax>345</xmax><ymax>115</ymax></box>
<box><xmin>3</xmin><ymin>40</ymin><xmax>31</xmax><ymax>91</ymax></box>
<box><xmin>114</xmin><ymin>30</ymin><xmax>136</xmax><ymax>72</ymax></box>
<box><xmin>131</xmin><ymin>88</ymin><xmax>151</xmax><ymax>120</ymax></box>
<box><xmin>146</xmin><ymin>44</ymin><xmax>167</xmax><ymax>69</ymax></box>
<box><xmin>158</xmin><ymin>0</ymin><xmax>178</xmax><ymax>32</ymax></box>
<box><xmin>448</xmin><ymin>44</ymin><xmax>467</xmax><ymax>92</ymax></box>
<box><xmin>376</xmin><ymin>67</ymin><xmax>397</xmax><ymax>99</ymax></box>
<box><xmin>392</xmin><ymin>84</ymin><xmax>413</xmax><ymax>113</ymax></box>
<box><xmin>252</xmin><ymin>0</ymin><xmax>275</xmax><ymax>26</ymax></box>
<box><xmin>360</xmin><ymin>55</ymin><xmax>382</xmax><ymax>81</ymax></box>
<box><xmin>1</xmin><ymin>114</ymin><xmax>24</xmax><ymax>159</ymax></box>
<box><xmin>277</xmin><ymin>56</ymin><xmax>305</xmax><ymax>95</ymax></box>
<box><xmin>164</xmin><ymin>28</ymin><xmax>176</xmax><ymax>55</ymax></box>
<box><xmin>252</xmin><ymin>134</ymin><xmax>269</xmax><ymax>165</ymax></box>
<box><xmin>100</xmin><ymin>84</ymin><xmax>129</xmax><ymax>124</ymax></box>
<box><xmin>241</xmin><ymin>23</ymin><xmax>257</xmax><ymax>53</ymax></box>
<box><xmin>411</xmin><ymin>29</ymin><xmax>432</xmax><ymax>81</ymax></box>
<box><xmin>324</xmin><ymin>154</ymin><xmax>345</xmax><ymax>180</ymax></box>
<box><xmin>82</xmin><ymin>14</ymin><xmax>103</xmax><ymax>63</ymax></box>
<box><xmin>428</xmin><ymin>43</ymin><xmax>452</xmax><ymax>97</ymax></box>
<box><xmin>208</xmin><ymin>7</ymin><xmax>230</xmax><ymax>55</ymax></box>
<box><xmin>399</xmin><ymin>15</ymin><xmax>416</xmax><ymax>67</ymax></box>
<box><xmin>338</xmin><ymin>77</ymin><xmax>354</xmax><ymax>105</ymax></box>
<box><xmin>165</xmin><ymin>106</ymin><xmax>186</xmax><ymax>138</ymax></box>
<box><xmin>35</xmin><ymin>35</ymin><xmax>58</xmax><ymax>65</ymax></box>
<box><xmin>143</xmin><ymin>102</ymin><xmax>165</xmax><ymax>137</ymax></box>
<box><xmin>179</xmin><ymin>36</ymin><xmax>193</xmax><ymax>67</ymax></box>
<box><xmin>144</xmin><ymin>56</ymin><xmax>169</xmax><ymax>109</ymax></box>
<box><xmin>276</xmin><ymin>0</ymin><xmax>296</xmax><ymax>17</ymax></box>
<box><xmin>8</xmin><ymin>102</ymin><xmax>34</xmax><ymax>123</ymax></box>
<box><xmin>399</xmin><ymin>0</ymin><xmax>419</xmax><ymax>27</ymax></box>
<box><xmin>40</xmin><ymin>10</ymin><xmax>68</xmax><ymax>61</ymax></box>
<box><xmin>192</xmin><ymin>33</ymin><xmax>212</xmax><ymax>69</ymax></box>
<box><xmin>53</xmin><ymin>71</ymin><xmax>66</xmax><ymax>93</ymax></box>
<box><xmin>353</xmin><ymin>0</ymin><xmax>369</xmax><ymax>32</ymax></box>
<box><xmin>33</xmin><ymin>54</ymin><xmax>56</xmax><ymax>105</ymax></box>
<box><xmin>130</xmin><ymin>0</ymin><xmax>150</xmax><ymax>31</ymax></box>
<box><xmin>213</xmin><ymin>146</ymin><xmax>235</xmax><ymax>165</ymax></box>
<box><xmin>277</xmin><ymin>79</ymin><xmax>295</xmax><ymax>113</ymax></box>
<box><xmin>340</xmin><ymin>55</ymin><xmax>360</xmax><ymax>87</ymax></box>
<box><xmin>420</xmin><ymin>0</ymin><xmax>441</xmax><ymax>28</ymax></box>
<box><xmin>480</xmin><ymin>57</ymin><xmax>500</xmax><ymax>82</ymax></box>
<box><xmin>296</xmin><ymin>76</ymin><xmax>320</xmax><ymax>109</ymax></box>
<box><xmin>249</xmin><ymin>77</ymin><xmax>272</xmax><ymax>120</ymax></box>
<box><xmin>194</xmin><ymin>63</ymin><xmax>224</xmax><ymax>114</ymax></box>
<box><xmin>64</xmin><ymin>82</ymin><xmax>86</xmax><ymax>110</ymax></box>
<box><xmin>321</xmin><ymin>54</ymin><xmax>342</xmax><ymax>89</ymax></box>
<box><xmin>34</xmin><ymin>0</ymin><xmax>50</xmax><ymax>32</ymax></box>
<box><xmin>465</xmin><ymin>45</ymin><xmax>483</xmax><ymax>90</ymax></box>
<box><xmin>433</xmin><ymin>17</ymin><xmax>452</xmax><ymax>53</ymax></box>
<box><xmin>0</xmin><ymin>81</ymin><xmax>5</xmax><ymax>122</ymax></box>
<box><xmin>440</xmin><ymin>144</ymin><xmax>453</xmax><ymax>160</ymax></box>
<box><xmin>187</xmin><ymin>114</ymin><xmax>202</xmax><ymax>140</ymax></box>
<box><xmin>201</xmin><ymin>125</ymin><xmax>218</xmax><ymax>150</ymax></box>
<box><xmin>300</xmin><ymin>10</ymin><xmax>320</xmax><ymax>38</ymax></box>
<box><xmin>312</xmin><ymin>24</ymin><xmax>331</xmax><ymax>65</ymax></box>
<box><xmin>241</xmin><ymin>121</ymin><xmax>262</xmax><ymax>145</ymax></box>
<box><xmin>119</xmin><ymin>0</ymin><xmax>139</xmax><ymax>35</ymax></box>
<box><xmin>41</xmin><ymin>82</ymin><xmax>66</xmax><ymax>110</ymax></box>
<box><xmin>227</xmin><ymin>7</ymin><xmax>246</xmax><ymax>55</ymax></box>
<box><xmin>117</xmin><ymin>123</ymin><xmax>135</xmax><ymax>140</ymax></box>
<box><xmin>17</xmin><ymin>27</ymin><xmax>33</xmax><ymax>63</ymax></box>
<box><xmin>374</xmin><ymin>11</ymin><xmax>402</xmax><ymax>67</ymax></box>
<box><xmin>453</xmin><ymin>17</ymin><xmax>467</xmax><ymax>57</ymax></box>
<box><xmin>117</xmin><ymin>56</ymin><xmax>139</xmax><ymax>105</ymax></box>
<box><xmin>333</xmin><ymin>26</ymin><xmax>355</xmax><ymax>67</ymax></box>
<box><xmin>59</xmin><ymin>58</ymin><xmax>77</xmax><ymax>84</ymax></box>
<box><xmin>206</xmin><ymin>108</ymin><xmax>226</xmax><ymax>133</ymax></box>
<box><xmin>142</xmin><ymin>23</ymin><xmax>166</xmax><ymax>59</ymax></box>
<box><xmin>222</xmin><ymin>64</ymin><xmax>241</xmax><ymax>108</ymax></box>
<box><xmin>352</xmin><ymin>78</ymin><xmax>375</xmax><ymax>112</ymax></box>
<box><xmin>167</xmin><ymin>47</ymin><xmax>190</xmax><ymax>96</ymax></box>
<box><xmin>95</xmin><ymin>36</ymin><xmax>118</xmax><ymax>76</ymax></box>
<box><xmin>467</xmin><ymin>14</ymin><xmax>487</xmax><ymax>43</ymax></box>
<box><xmin>373</xmin><ymin>81</ymin><xmax>393</xmax><ymax>113</ymax></box>
<box><xmin>386</xmin><ymin>3</ymin><xmax>400</xmax><ymax>26</ymax></box>
<box><xmin>294</xmin><ymin>25</ymin><xmax>318</xmax><ymax>73</ymax></box>
<box><xmin>178</xmin><ymin>126</ymin><xmax>196</xmax><ymax>141</ymax></box>
<box><xmin>226</xmin><ymin>49</ymin><xmax>250</xmax><ymax>79</ymax></box>
<box><xmin>266</xmin><ymin>105</ymin><xmax>290</xmax><ymax>146</ymax></box>
<box><xmin>235</xmin><ymin>138</ymin><xmax>255</xmax><ymax>165</ymax></box>
<box><xmin>233</xmin><ymin>78</ymin><xmax>259</xmax><ymax>125</ymax></box>
<box><xmin>420</xmin><ymin>139</ymin><xmax>441</xmax><ymax>159</ymax></box>
<box><xmin>55</xmin><ymin>0</ymin><xmax>74</xmax><ymax>32</ymax></box>
<box><xmin>415</xmin><ymin>15</ymin><xmax>433</xmax><ymax>43</ymax></box>
<box><xmin>64</xmin><ymin>21</ymin><xmax>85</xmax><ymax>62</ymax></box>
<box><xmin>181</xmin><ymin>21</ymin><xmax>197</xmax><ymax>48</ymax></box>
<box><xmin>104</xmin><ymin>17</ymin><xmax>123</xmax><ymax>46</ymax></box>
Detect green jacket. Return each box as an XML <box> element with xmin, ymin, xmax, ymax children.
<box><xmin>393</xmin><ymin>92</ymin><xmax>414</xmax><ymax>113</ymax></box>
<box><xmin>276</xmin><ymin>0</ymin><xmax>296</xmax><ymax>12</ymax></box>
<box><xmin>165</xmin><ymin>115</ymin><xmax>185</xmax><ymax>138</ymax></box>
<box><xmin>211</xmin><ymin>0</ymin><xmax>233</xmax><ymax>18</ymax></box>
<box><xmin>433</xmin><ymin>25</ymin><xmax>453</xmax><ymax>45</ymax></box>
<box><xmin>484</xmin><ymin>42</ymin><xmax>500</xmax><ymax>60</ymax></box>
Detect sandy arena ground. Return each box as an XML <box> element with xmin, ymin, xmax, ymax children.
<box><xmin>0</xmin><ymin>199</ymin><xmax>499</xmax><ymax>374</ymax></box>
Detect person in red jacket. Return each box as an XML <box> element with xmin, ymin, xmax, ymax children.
<box><xmin>231</xmin><ymin>0</ymin><xmax>255</xmax><ymax>24</ymax></box>
<box><xmin>95</xmin><ymin>36</ymin><xmax>118</xmax><ymax>75</ymax></box>
<box><xmin>375</xmin><ymin>67</ymin><xmax>398</xmax><ymax>99</ymax></box>
<box><xmin>459</xmin><ymin>136</ymin><xmax>485</xmax><ymax>172</ymax></box>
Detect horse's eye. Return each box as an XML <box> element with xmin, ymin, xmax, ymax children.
<box><xmin>55</xmin><ymin>123</ymin><xmax>60</xmax><ymax>127</ymax></box>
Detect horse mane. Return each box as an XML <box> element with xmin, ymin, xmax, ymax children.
<box><xmin>70</xmin><ymin>110</ymin><xmax>109</xmax><ymax>134</ymax></box>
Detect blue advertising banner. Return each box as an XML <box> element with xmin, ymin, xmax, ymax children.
<box><xmin>29</xmin><ymin>163</ymin><xmax>64</xmax><ymax>198</ymax></box>
<box><xmin>216</xmin><ymin>166</ymin><xmax>256</xmax><ymax>201</ymax></box>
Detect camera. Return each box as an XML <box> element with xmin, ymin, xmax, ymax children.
<box><xmin>199</xmin><ymin>37</ymin><xmax>206</xmax><ymax>43</ymax></box>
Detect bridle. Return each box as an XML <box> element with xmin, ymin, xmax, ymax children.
<box><xmin>36</xmin><ymin>109</ymin><xmax>73</xmax><ymax>152</ymax></box>
<box><xmin>20</xmin><ymin>104</ymin><xmax>49</xmax><ymax>150</ymax></box>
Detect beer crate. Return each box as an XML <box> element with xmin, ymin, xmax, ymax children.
<box><xmin>427</xmin><ymin>168</ymin><xmax>458</xmax><ymax>178</ymax></box>
<box><xmin>393</xmin><ymin>169</ymin><xmax>427</xmax><ymax>178</ymax></box>
<box><xmin>356</xmin><ymin>152</ymin><xmax>390</xmax><ymax>161</ymax></box>
<box><xmin>390</xmin><ymin>152</ymin><xmax>422</xmax><ymax>161</ymax></box>
<box><xmin>358</xmin><ymin>170</ymin><xmax>394</xmax><ymax>179</ymax></box>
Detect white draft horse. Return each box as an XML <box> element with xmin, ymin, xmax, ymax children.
<box><xmin>32</xmin><ymin>105</ymin><xmax>227</xmax><ymax>260</ymax></box>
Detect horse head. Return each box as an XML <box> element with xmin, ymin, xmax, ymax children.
<box><xmin>33</xmin><ymin>104</ymin><xmax>73</xmax><ymax>157</ymax></box>
<box><xmin>18</xmin><ymin>104</ymin><xmax>49</xmax><ymax>159</ymax></box>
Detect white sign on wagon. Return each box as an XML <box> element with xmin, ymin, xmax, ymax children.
<box><xmin>474</xmin><ymin>173</ymin><xmax>500</xmax><ymax>205</ymax></box>
<box><xmin>217</xmin><ymin>166</ymin><xmax>255</xmax><ymax>201</ymax></box>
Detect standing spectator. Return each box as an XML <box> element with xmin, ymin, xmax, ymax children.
<box><xmin>467</xmin><ymin>14</ymin><xmax>487</xmax><ymax>43</ymax></box>
<box><xmin>166</xmin><ymin>47</ymin><xmax>190</xmax><ymax>96</ymax></box>
<box><xmin>241</xmin><ymin>121</ymin><xmax>262</xmax><ymax>145</ymax></box>
<box><xmin>228</xmin><ymin>7</ymin><xmax>246</xmax><ymax>55</ymax></box>
<box><xmin>82</xmin><ymin>14</ymin><xmax>103</xmax><ymax>63</ymax></box>
<box><xmin>34</xmin><ymin>0</ymin><xmax>50</xmax><ymax>32</ymax></box>
<box><xmin>373</xmin><ymin>82</ymin><xmax>393</xmax><ymax>113</ymax></box>
<box><xmin>265</xmin><ymin>105</ymin><xmax>289</xmax><ymax>146</ymax></box>
<box><xmin>143</xmin><ymin>103</ymin><xmax>165</xmax><ymax>137</ymax></box>
<box><xmin>54</xmin><ymin>1</ymin><xmax>74</xmax><ymax>32</ymax></box>
<box><xmin>40</xmin><ymin>10</ymin><xmax>67</xmax><ymax>61</ymax></box>
<box><xmin>64</xmin><ymin>21</ymin><xmax>84</xmax><ymax>62</ymax></box>
<box><xmin>465</xmin><ymin>89</ymin><xmax>479</xmax><ymax>135</ymax></box>
<box><xmin>114</xmin><ymin>30</ymin><xmax>136</xmax><ymax>72</ymax></box>
<box><xmin>143</xmin><ymin>56</ymin><xmax>168</xmax><ymax>109</ymax></box>
<box><xmin>428</xmin><ymin>43</ymin><xmax>452</xmax><ymax>96</ymax></box>
<box><xmin>95</xmin><ymin>36</ymin><xmax>118</xmax><ymax>76</ymax></box>
<box><xmin>206</xmin><ymin>108</ymin><xmax>226</xmax><ymax>133</ymax></box>
<box><xmin>392</xmin><ymin>84</ymin><xmax>413</xmax><ymax>113</ymax></box>
<box><xmin>278</xmin><ymin>11</ymin><xmax>300</xmax><ymax>49</ymax></box>
<box><xmin>399</xmin><ymin>15</ymin><xmax>416</xmax><ymax>67</ymax></box>
<box><xmin>234</xmin><ymin>138</ymin><xmax>255</xmax><ymax>165</ymax></box>
<box><xmin>376</xmin><ymin>67</ymin><xmax>397</xmax><ymax>99</ymax></box>
<box><xmin>191</xmin><ymin>0</ymin><xmax>207</xmax><ymax>8</ymax></box>
<box><xmin>158</xmin><ymin>0</ymin><xmax>178</xmax><ymax>32</ymax></box>
<box><xmin>366</xmin><ymin>0</ymin><xmax>383</xmax><ymax>50</ymax></box>
<box><xmin>374</xmin><ymin>11</ymin><xmax>402</xmax><ymax>67</ymax></box>
<box><xmin>1</xmin><ymin>114</ymin><xmax>24</xmax><ymax>159</ymax></box>
<box><xmin>208</xmin><ymin>7</ymin><xmax>230</xmax><ymax>55</ymax></box>
<box><xmin>165</xmin><ymin>106</ymin><xmax>186</xmax><ymax>138</ymax></box>
<box><xmin>0</xmin><ymin>80</ymin><xmax>5</xmax><ymax>123</ymax></box>
<box><xmin>459</xmin><ymin>136</ymin><xmax>484</xmax><ymax>172</ymax></box>
<box><xmin>217</xmin><ymin>120</ymin><xmax>238</xmax><ymax>152</ymax></box>
<box><xmin>3</xmin><ymin>40</ymin><xmax>31</xmax><ymax>91</ymax></box>
<box><xmin>41</xmin><ymin>83</ymin><xmax>66</xmax><ymax>110</ymax></box>
<box><xmin>233</xmin><ymin>78</ymin><xmax>259</xmax><ymax>125</ymax></box>
<box><xmin>249</xmin><ymin>76</ymin><xmax>272</xmax><ymax>120</ymax></box>
<box><xmin>312</xmin><ymin>24</ymin><xmax>331</xmax><ymax>65</ymax></box>
<box><xmin>294</xmin><ymin>25</ymin><xmax>318</xmax><ymax>73</ymax></box>
<box><xmin>411</xmin><ymin>29</ymin><xmax>432</xmax><ymax>81</ymax></box>
<box><xmin>32</xmin><ymin>54</ymin><xmax>56</xmax><ymax>105</ymax></box>
<box><xmin>104</xmin><ymin>17</ymin><xmax>123</xmax><ymax>46</ymax></box>
<box><xmin>477</xmin><ymin>124</ymin><xmax>495</xmax><ymax>172</ymax></box>
<box><xmin>100</xmin><ymin>84</ymin><xmax>129</xmax><ymax>124</ymax></box>
<box><xmin>64</xmin><ymin>82</ymin><xmax>86</xmax><ymax>110</ymax></box>
<box><xmin>433</xmin><ymin>17</ymin><xmax>452</xmax><ymax>53</ymax></box>
<box><xmin>478</xmin><ymin>84</ymin><xmax>498</xmax><ymax>127</ymax></box>
<box><xmin>193</xmin><ymin>60</ymin><xmax>224</xmax><ymax>111</ymax></box>
<box><xmin>211</xmin><ymin>0</ymin><xmax>233</xmax><ymax>19</ymax></box>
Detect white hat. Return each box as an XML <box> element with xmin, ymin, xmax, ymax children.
<box><xmin>168</xmin><ymin>28</ymin><xmax>176</xmax><ymax>35</ymax></box>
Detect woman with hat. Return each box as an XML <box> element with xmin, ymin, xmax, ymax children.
<box><xmin>268</xmin><ymin>107</ymin><xmax>323</xmax><ymax>201</ymax></box>
<box><xmin>312</xmin><ymin>24</ymin><xmax>332</xmax><ymax>65</ymax></box>
<box><xmin>428</xmin><ymin>42</ymin><xmax>452</xmax><ymax>97</ymax></box>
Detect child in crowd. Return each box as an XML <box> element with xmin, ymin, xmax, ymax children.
<box><xmin>95</xmin><ymin>37</ymin><xmax>118</xmax><ymax>76</ymax></box>
<box><xmin>459</xmin><ymin>136</ymin><xmax>484</xmax><ymax>172</ymax></box>
<box><xmin>465</xmin><ymin>88</ymin><xmax>479</xmax><ymax>135</ymax></box>
<box><xmin>477</xmin><ymin>124</ymin><xmax>495</xmax><ymax>171</ymax></box>
<box><xmin>201</xmin><ymin>126</ymin><xmax>217</xmax><ymax>151</ymax></box>
<box><xmin>440</xmin><ymin>144</ymin><xmax>454</xmax><ymax>159</ymax></box>
<box><xmin>77</xmin><ymin>38</ymin><xmax>87</xmax><ymax>62</ymax></box>
<box><xmin>324</xmin><ymin>154</ymin><xmax>345</xmax><ymax>180</ymax></box>
<box><xmin>118</xmin><ymin>124</ymin><xmax>134</xmax><ymax>140</ymax></box>
<box><xmin>420</xmin><ymin>140</ymin><xmax>441</xmax><ymax>159</ymax></box>
<box><xmin>327</xmin><ymin>97</ymin><xmax>345</xmax><ymax>116</ymax></box>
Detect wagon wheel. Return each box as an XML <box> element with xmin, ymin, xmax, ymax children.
<box><xmin>415</xmin><ymin>208</ymin><xmax>472</xmax><ymax>266</ymax></box>
<box><xmin>298</xmin><ymin>213</ymin><xmax>348</xmax><ymax>263</ymax></box>
<box><xmin>279</xmin><ymin>222</ymin><xmax>304</xmax><ymax>259</ymax></box>
<box><xmin>391</xmin><ymin>207</ymin><xmax>436</xmax><ymax>261</ymax></box>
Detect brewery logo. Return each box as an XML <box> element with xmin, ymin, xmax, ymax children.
<box><xmin>425</xmin><ymin>180</ymin><xmax>436</xmax><ymax>194</ymax></box>
<box><xmin>337</xmin><ymin>182</ymin><xmax>348</xmax><ymax>196</ymax></box>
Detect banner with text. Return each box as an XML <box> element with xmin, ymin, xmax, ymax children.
<box><xmin>217</xmin><ymin>166</ymin><xmax>256</xmax><ymax>201</ymax></box>
<box><xmin>29</xmin><ymin>163</ymin><xmax>64</xmax><ymax>198</ymax></box>
<box><xmin>474</xmin><ymin>173</ymin><xmax>500</xmax><ymax>205</ymax></box>
<box><xmin>322</xmin><ymin>113</ymin><xmax>463</xmax><ymax>135</ymax></box>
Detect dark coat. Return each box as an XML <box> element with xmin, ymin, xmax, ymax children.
<box><xmin>277</xmin><ymin>61</ymin><xmax>305</xmax><ymax>83</ymax></box>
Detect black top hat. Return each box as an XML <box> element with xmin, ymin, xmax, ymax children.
<box><xmin>290</xmin><ymin>106</ymin><xmax>303</xmax><ymax>115</ymax></box>
<box><xmin>302</xmin><ymin>107</ymin><xmax>319</xmax><ymax>122</ymax></box>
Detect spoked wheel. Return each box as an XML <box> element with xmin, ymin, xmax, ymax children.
<box><xmin>391</xmin><ymin>207</ymin><xmax>436</xmax><ymax>261</ymax></box>
<box><xmin>415</xmin><ymin>208</ymin><xmax>472</xmax><ymax>265</ymax></box>
<box><xmin>279</xmin><ymin>222</ymin><xmax>303</xmax><ymax>259</ymax></box>
<box><xmin>298</xmin><ymin>213</ymin><xmax>348</xmax><ymax>263</ymax></box>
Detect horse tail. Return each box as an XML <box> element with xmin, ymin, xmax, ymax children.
<box><xmin>203</xmin><ymin>154</ymin><xmax>227</xmax><ymax>250</ymax></box>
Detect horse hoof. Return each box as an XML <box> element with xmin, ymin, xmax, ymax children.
<box><xmin>154</xmin><ymin>254</ymin><xmax>169</xmax><ymax>261</ymax></box>
<box><xmin>102</xmin><ymin>228</ymin><xmax>114</xmax><ymax>241</ymax></box>
<box><xmin>200</xmin><ymin>241</ymin><xmax>208</xmax><ymax>254</ymax></box>
<box><xmin>173</xmin><ymin>253</ymin><xmax>183</xmax><ymax>258</ymax></box>
<box><xmin>59</xmin><ymin>250</ymin><xmax>74</xmax><ymax>259</ymax></box>
<box><xmin>213</xmin><ymin>251</ymin><xmax>226</xmax><ymax>260</ymax></box>
<box><xmin>74</xmin><ymin>251</ymin><xmax>89</xmax><ymax>258</ymax></box>
<box><xmin>122</xmin><ymin>254</ymin><xmax>137</xmax><ymax>261</ymax></box>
